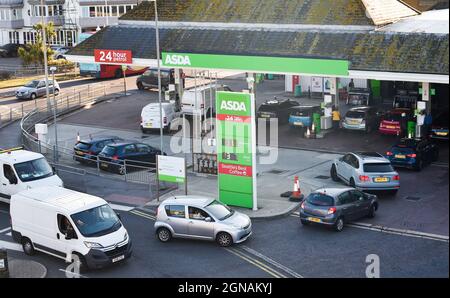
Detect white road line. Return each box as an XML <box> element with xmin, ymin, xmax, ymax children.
<box><xmin>58</xmin><ymin>269</ymin><xmax>89</xmax><ymax>278</ymax></box>
<box><xmin>0</xmin><ymin>227</ymin><xmax>11</xmax><ymax>234</ymax></box>
<box><xmin>0</xmin><ymin>239</ymin><xmax>22</xmax><ymax>252</ymax></box>
<box><xmin>109</xmin><ymin>204</ymin><xmax>135</xmax><ymax>212</ymax></box>
<box><xmin>240</xmin><ymin>245</ymin><xmax>303</xmax><ymax>278</ymax></box>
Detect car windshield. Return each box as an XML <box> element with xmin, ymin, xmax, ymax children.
<box><xmin>75</xmin><ymin>142</ymin><xmax>92</xmax><ymax>151</ymax></box>
<box><xmin>307</xmin><ymin>193</ymin><xmax>334</xmax><ymax>206</ymax></box>
<box><xmin>384</xmin><ymin>113</ymin><xmax>403</xmax><ymax>122</ymax></box>
<box><xmin>363</xmin><ymin>163</ymin><xmax>394</xmax><ymax>173</ymax></box>
<box><xmin>14</xmin><ymin>157</ymin><xmax>54</xmax><ymax>182</ymax></box>
<box><xmin>102</xmin><ymin>145</ymin><xmax>116</xmax><ymax>156</ymax></box>
<box><xmin>71</xmin><ymin>204</ymin><xmax>121</xmax><ymax>238</ymax></box>
<box><xmin>205</xmin><ymin>200</ymin><xmax>234</xmax><ymax>221</ymax></box>
<box><xmin>24</xmin><ymin>80</ymin><xmax>40</xmax><ymax>88</ymax></box>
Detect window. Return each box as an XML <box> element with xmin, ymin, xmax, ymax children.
<box><xmin>339</xmin><ymin>191</ymin><xmax>357</xmax><ymax>205</ymax></box>
<box><xmin>136</xmin><ymin>144</ymin><xmax>151</xmax><ymax>153</ymax></box>
<box><xmin>306</xmin><ymin>193</ymin><xmax>334</xmax><ymax>207</ymax></box>
<box><xmin>3</xmin><ymin>164</ymin><xmax>16</xmax><ymax>182</ymax></box>
<box><xmin>96</xmin><ymin>6</ymin><xmax>103</xmax><ymax>17</ymax></box>
<box><xmin>48</xmin><ymin>5</ymin><xmax>53</xmax><ymax>16</ymax></box>
<box><xmin>363</xmin><ymin>163</ymin><xmax>394</xmax><ymax>173</ymax></box>
<box><xmin>188</xmin><ymin>207</ymin><xmax>210</xmax><ymax>221</ymax></box>
<box><xmin>89</xmin><ymin>6</ymin><xmax>96</xmax><ymax>17</ymax></box>
<box><xmin>165</xmin><ymin>205</ymin><xmax>186</xmax><ymax>218</ymax></box>
<box><xmin>81</xmin><ymin>7</ymin><xmax>89</xmax><ymax>17</ymax></box>
<box><xmin>118</xmin><ymin>6</ymin><xmax>125</xmax><ymax>15</ymax></box>
<box><xmin>111</xmin><ymin>6</ymin><xmax>118</xmax><ymax>16</ymax></box>
<box><xmin>104</xmin><ymin>6</ymin><xmax>110</xmax><ymax>17</ymax></box>
<box><xmin>123</xmin><ymin>144</ymin><xmax>136</xmax><ymax>154</ymax></box>
<box><xmin>71</xmin><ymin>204</ymin><xmax>121</xmax><ymax>237</ymax></box>
<box><xmin>9</xmin><ymin>31</ymin><xmax>19</xmax><ymax>44</ymax></box>
<box><xmin>125</xmin><ymin>5</ymin><xmax>132</xmax><ymax>12</ymax></box>
<box><xmin>205</xmin><ymin>200</ymin><xmax>234</xmax><ymax>221</ymax></box>
<box><xmin>350</xmin><ymin>190</ymin><xmax>365</xmax><ymax>202</ymax></box>
<box><xmin>13</xmin><ymin>157</ymin><xmax>54</xmax><ymax>182</ymax></box>
<box><xmin>57</xmin><ymin>214</ymin><xmax>77</xmax><ymax>238</ymax></box>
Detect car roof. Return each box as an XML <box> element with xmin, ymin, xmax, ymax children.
<box><xmin>313</xmin><ymin>188</ymin><xmax>353</xmax><ymax>198</ymax></box>
<box><xmin>105</xmin><ymin>141</ymin><xmax>140</xmax><ymax>147</ymax></box>
<box><xmin>13</xmin><ymin>186</ymin><xmax>106</xmax><ymax>214</ymax></box>
<box><xmin>79</xmin><ymin>136</ymin><xmax>121</xmax><ymax>144</ymax></box>
<box><xmin>394</xmin><ymin>138</ymin><xmax>423</xmax><ymax>148</ymax></box>
<box><xmin>349</xmin><ymin>106</ymin><xmax>373</xmax><ymax>112</ymax></box>
<box><xmin>0</xmin><ymin>149</ymin><xmax>45</xmax><ymax>164</ymax></box>
<box><xmin>352</xmin><ymin>152</ymin><xmax>389</xmax><ymax>163</ymax></box>
<box><xmin>162</xmin><ymin>196</ymin><xmax>215</xmax><ymax>208</ymax></box>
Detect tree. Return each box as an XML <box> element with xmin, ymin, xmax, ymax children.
<box><xmin>18</xmin><ymin>22</ymin><xmax>56</xmax><ymax>66</ymax></box>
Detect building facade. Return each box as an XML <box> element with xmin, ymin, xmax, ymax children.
<box><xmin>0</xmin><ymin>0</ymin><xmax>140</xmax><ymax>47</ymax></box>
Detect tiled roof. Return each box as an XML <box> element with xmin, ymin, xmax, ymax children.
<box><xmin>120</xmin><ymin>0</ymin><xmax>374</xmax><ymax>26</ymax></box>
<box><xmin>401</xmin><ymin>0</ymin><xmax>449</xmax><ymax>11</ymax></box>
<box><xmin>69</xmin><ymin>26</ymin><xmax>449</xmax><ymax>75</ymax></box>
<box><xmin>361</xmin><ymin>0</ymin><xmax>418</xmax><ymax>25</ymax></box>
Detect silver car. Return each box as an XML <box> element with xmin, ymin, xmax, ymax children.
<box><xmin>154</xmin><ymin>196</ymin><xmax>252</xmax><ymax>247</ymax></box>
<box><xmin>16</xmin><ymin>79</ymin><xmax>60</xmax><ymax>100</ymax></box>
<box><xmin>330</xmin><ymin>152</ymin><xmax>400</xmax><ymax>193</ymax></box>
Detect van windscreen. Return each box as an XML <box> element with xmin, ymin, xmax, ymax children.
<box><xmin>14</xmin><ymin>157</ymin><xmax>54</xmax><ymax>182</ymax></box>
<box><xmin>71</xmin><ymin>204</ymin><xmax>122</xmax><ymax>237</ymax></box>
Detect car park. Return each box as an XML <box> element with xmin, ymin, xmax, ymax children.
<box><xmin>430</xmin><ymin>110</ymin><xmax>449</xmax><ymax>140</ymax></box>
<box><xmin>330</xmin><ymin>152</ymin><xmax>400</xmax><ymax>193</ymax></box>
<box><xmin>379</xmin><ymin>108</ymin><xmax>413</xmax><ymax>136</ymax></box>
<box><xmin>141</xmin><ymin>102</ymin><xmax>180</xmax><ymax>133</ymax></box>
<box><xmin>136</xmin><ymin>68</ymin><xmax>181</xmax><ymax>91</ymax></box>
<box><xmin>10</xmin><ymin>186</ymin><xmax>132</xmax><ymax>270</ymax></box>
<box><xmin>386</xmin><ymin>138</ymin><xmax>439</xmax><ymax>171</ymax></box>
<box><xmin>73</xmin><ymin>136</ymin><xmax>123</xmax><ymax>164</ymax></box>
<box><xmin>341</xmin><ymin>106</ymin><xmax>382</xmax><ymax>133</ymax></box>
<box><xmin>0</xmin><ymin>148</ymin><xmax>63</xmax><ymax>203</ymax></box>
<box><xmin>299</xmin><ymin>188</ymin><xmax>378</xmax><ymax>232</ymax></box>
<box><xmin>154</xmin><ymin>196</ymin><xmax>252</xmax><ymax>247</ymax></box>
<box><xmin>257</xmin><ymin>98</ymin><xmax>300</xmax><ymax>124</ymax></box>
<box><xmin>15</xmin><ymin>79</ymin><xmax>60</xmax><ymax>100</ymax></box>
<box><xmin>98</xmin><ymin>141</ymin><xmax>163</xmax><ymax>174</ymax></box>
<box><xmin>288</xmin><ymin>106</ymin><xmax>322</xmax><ymax>129</ymax></box>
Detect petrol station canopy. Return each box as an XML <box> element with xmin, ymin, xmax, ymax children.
<box><xmin>67</xmin><ymin>0</ymin><xmax>449</xmax><ymax>83</ymax></box>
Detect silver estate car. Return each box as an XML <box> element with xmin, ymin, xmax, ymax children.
<box><xmin>154</xmin><ymin>196</ymin><xmax>252</xmax><ymax>247</ymax></box>
<box><xmin>330</xmin><ymin>152</ymin><xmax>400</xmax><ymax>193</ymax></box>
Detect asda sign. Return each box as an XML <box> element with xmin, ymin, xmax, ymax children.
<box><xmin>162</xmin><ymin>52</ymin><xmax>349</xmax><ymax>76</ymax></box>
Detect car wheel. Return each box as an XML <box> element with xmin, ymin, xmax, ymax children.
<box><xmin>54</xmin><ymin>88</ymin><xmax>59</xmax><ymax>96</ymax></box>
<box><xmin>367</xmin><ymin>204</ymin><xmax>377</xmax><ymax>218</ymax></box>
<box><xmin>301</xmin><ymin>219</ymin><xmax>310</xmax><ymax>226</ymax></box>
<box><xmin>118</xmin><ymin>165</ymin><xmax>126</xmax><ymax>175</ymax></box>
<box><xmin>30</xmin><ymin>93</ymin><xmax>36</xmax><ymax>101</ymax></box>
<box><xmin>216</xmin><ymin>232</ymin><xmax>233</xmax><ymax>247</ymax></box>
<box><xmin>137</xmin><ymin>82</ymin><xmax>144</xmax><ymax>90</ymax></box>
<box><xmin>415</xmin><ymin>159</ymin><xmax>423</xmax><ymax>172</ymax></box>
<box><xmin>350</xmin><ymin>177</ymin><xmax>356</xmax><ymax>188</ymax></box>
<box><xmin>330</xmin><ymin>165</ymin><xmax>339</xmax><ymax>182</ymax></box>
<box><xmin>157</xmin><ymin>228</ymin><xmax>172</xmax><ymax>243</ymax></box>
<box><xmin>22</xmin><ymin>237</ymin><xmax>36</xmax><ymax>256</ymax></box>
<box><xmin>334</xmin><ymin>217</ymin><xmax>345</xmax><ymax>232</ymax></box>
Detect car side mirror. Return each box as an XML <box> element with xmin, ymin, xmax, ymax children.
<box><xmin>116</xmin><ymin>212</ymin><xmax>122</xmax><ymax>221</ymax></box>
<box><xmin>205</xmin><ymin>217</ymin><xmax>212</xmax><ymax>223</ymax></box>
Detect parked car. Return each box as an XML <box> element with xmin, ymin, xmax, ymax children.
<box><xmin>288</xmin><ymin>106</ymin><xmax>322</xmax><ymax>129</ymax></box>
<box><xmin>386</xmin><ymin>138</ymin><xmax>439</xmax><ymax>171</ymax></box>
<box><xmin>430</xmin><ymin>110</ymin><xmax>449</xmax><ymax>141</ymax></box>
<box><xmin>0</xmin><ymin>43</ymin><xmax>26</xmax><ymax>58</ymax></box>
<box><xmin>141</xmin><ymin>102</ymin><xmax>180</xmax><ymax>133</ymax></box>
<box><xmin>330</xmin><ymin>152</ymin><xmax>400</xmax><ymax>193</ymax></box>
<box><xmin>98</xmin><ymin>141</ymin><xmax>163</xmax><ymax>174</ymax></box>
<box><xmin>136</xmin><ymin>68</ymin><xmax>182</xmax><ymax>91</ymax></box>
<box><xmin>299</xmin><ymin>188</ymin><xmax>378</xmax><ymax>232</ymax></box>
<box><xmin>50</xmin><ymin>45</ymin><xmax>71</xmax><ymax>60</ymax></box>
<box><xmin>257</xmin><ymin>98</ymin><xmax>300</xmax><ymax>124</ymax></box>
<box><xmin>346</xmin><ymin>88</ymin><xmax>371</xmax><ymax>106</ymax></box>
<box><xmin>154</xmin><ymin>196</ymin><xmax>252</xmax><ymax>247</ymax></box>
<box><xmin>342</xmin><ymin>106</ymin><xmax>382</xmax><ymax>133</ymax></box>
<box><xmin>379</xmin><ymin>108</ymin><xmax>413</xmax><ymax>136</ymax></box>
<box><xmin>10</xmin><ymin>186</ymin><xmax>132</xmax><ymax>270</ymax></box>
<box><xmin>73</xmin><ymin>136</ymin><xmax>123</xmax><ymax>164</ymax></box>
<box><xmin>15</xmin><ymin>79</ymin><xmax>60</xmax><ymax>100</ymax></box>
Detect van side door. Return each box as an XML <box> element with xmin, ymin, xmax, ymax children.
<box><xmin>56</xmin><ymin>214</ymin><xmax>80</xmax><ymax>262</ymax></box>
<box><xmin>0</xmin><ymin>164</ymin><xmax>20</xmax><ymax>200</ymax></box>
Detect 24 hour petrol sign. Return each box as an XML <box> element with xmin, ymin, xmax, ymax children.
<box><xmin>216</xmin><ymin>91</ymin><xmax>257</xmax><ymax>209</ymax></box>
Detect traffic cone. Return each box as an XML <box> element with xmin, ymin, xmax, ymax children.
<box><xmin>289</xmin><ymin>176</ymin><xmax>304</xmax><ymax>202</ymax></box>
<box><xmin>76</xmin><ymin>132</ymin><xmax>80</xmax><ymax>143</ymax></box>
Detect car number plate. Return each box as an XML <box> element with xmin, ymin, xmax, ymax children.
<box><xmin>261</xmin><ymin>114</ymin><xmax>270</xmax><ymax>118</ymax></box>
<box><xmin>386</xmin><ymin>125</ymin><xmax>396</xmax><ymax>129</ymax></box>
<box><xmin>374</xmin><ymin>177</ymin><xmax>389</xmax><ymax>183</ymax></box>
<box><xmin>395</xmin><ymin>154</ymin><xmax>406</xmax><ymax>159</ymax></box>
<box><xmin>437</xmin><ymin>132</ymin><xmax>448</xmax><ymax>136</ymax></box>
<box><xmin>349</xmin><ymin>120</ymin><xmax>359</xmax><ymax>125</ymax></box>
<box><xmin>294</xmin><ymin>122</ymin><xmax>304</xmax><ymax>126</ymax></box>
<box><xmin>308</xmin><ymin>217</ymin><xmax>321</xmax><ymax>223</ymax></box>
<box><xmin>112</xmin><ymin>255</ymin><xmax>125</xmax><ymax>263</ymax></box>
<box><xmin>75</xmin><ymin>150</ymin><xmax>85</xmax><ymax>156</ymax></box>
<box><xmin>145</xmin><ymin>123</ymin><xmax>153</xmax><ymax>128</ymax></box>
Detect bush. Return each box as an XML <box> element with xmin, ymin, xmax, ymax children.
<box><xmin>48</xmin><ymin>59</ymin><xmax>76</xmax><ymax>72</ymax></box>
<box><xmin>0</xmin><ymin>71</ymin><xmax>12</xmax><ymax>80</ymax></box>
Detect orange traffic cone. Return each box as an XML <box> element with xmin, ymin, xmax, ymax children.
<box><xmin>290</xmin><ymin>176</ymin><xmax>304</xmax><ymax>202</ymax></box>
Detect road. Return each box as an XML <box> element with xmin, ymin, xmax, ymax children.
<box><xmin>0</xmin><ymin>203</ymin><xmax>447</xmax><ymax>278</ymax></box>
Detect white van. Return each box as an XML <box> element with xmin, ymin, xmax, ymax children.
<box><xmin>181</xmin><ymin>85</ymin><xmax>232</xmax><ymax>116</ymax></box>
<box><xmin>10</xmin><ymin>186</ymin><xmax>132</xmax><ymax>270</ymax></box>
<box><xmin>0</xmin><ymin>148</ymin><xmax>63</xmax><ymax>203</ymax></box>
<box><xmin>140</xmin><ymin>102</ymin><xmax>180</xmax><ymax>133</ymax></box>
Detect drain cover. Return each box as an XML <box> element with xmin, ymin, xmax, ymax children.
<box><xmin>267</xmin><ymin>169</ymin><xmax>287</xmax><ymax>175</ymax></box>
<box><xmin>315</xmin><ymin>175</ymin><xmax>330</xmax><ymax>180</ymax></box>
<box><xmin>405</xmin><ymin>196</ymin><xmax>421</xmax><ymax>201</ymax></box>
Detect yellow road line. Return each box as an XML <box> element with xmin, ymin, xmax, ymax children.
<box><xmin>225</xmin><ymin>247</ymin><xmax>287</xmax><ymax>278</ymax></box>
<box><xmin>130</xmin><ymin>210</ymin><xmax>156</xmax><ymax>221</ymax></box>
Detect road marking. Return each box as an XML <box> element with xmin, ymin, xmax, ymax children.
<box><xmin>130</xmin><ymin>210</ymin><xmax>156</xmax><ymax>221</ymax></box>
<box><xmin>5</xmin><ymin>232</ymin><xmax>11</xmax><ymax>237</ymax></box>
<box><xmin>0</xmin><ymin>239</ymin><xmax>22</xmax><ymax>252</ymax></box>
<box><xmin>109</xmin><ymin>204</ymin><xmax>134</xmax><ymax>212</ymax></box>
<box><xmin>0</xmin><ymin>227</ymin><xmax>11</xmax><ymax>234</ymax></box>
<box><xmin>290</xmin><ymin>213</ymin><xmax>449</xmax><ymax>243</ymax></box>
<box><xmin>240</xmin><ymin>245</ymin><xmax>303</xmax><ymax>278</ymax></box>
<box><xmin>58</xmin><ymin>269</ymin><xmax>88</xmax><ymax>278</ymax></box>
<box><xmin>225</xmin><ymin>247</ymin><xmax>286</xmax><ymax>278</ymax></box>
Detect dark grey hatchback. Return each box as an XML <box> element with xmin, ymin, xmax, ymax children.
<box><xmin>299</xmin><ymin>188</ymin><xmax>378</xmax><ymax>232</ymax></box>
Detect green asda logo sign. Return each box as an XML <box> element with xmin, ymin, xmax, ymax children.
<box><xmin>220</xmin><ymin>101</ymin><xmax>247</xmax><ymax>112</ymax></box>
<box><xmin>164</xmin><ymin>54</ymin><xmax>191</xmax><ymax>66</ymax></box>
<box><xmin>217</xmin><ymin>92</ymin><xmax>252</xmax><ymax>117</ymax></box>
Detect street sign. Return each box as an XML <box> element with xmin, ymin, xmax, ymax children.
<box><xmin>94</xmin><ymin>49</ymin><xmax>133</xmax><ymax>65</ymax></box>
<box><xmin>157</xmin><ymin>155</ymin><xmax>186</xmax><ymax>183</ymax></box>
<box><xmin>216</xmin><ymin>91</ymin><xmax>257</xmax><ymax>210</ymax></box>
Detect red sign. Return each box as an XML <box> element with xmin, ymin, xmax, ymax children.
<box><xmin>219</xmin><ymin>163</ymin><xmax>252</xmax><ymax>177</ymax></box>
<box><xmin>217</xmin><ymin>114</ymin><xmax>251</xmax><ymax>123</ymax></box>
<box><xmin>94</xmin><ymin>49</ymin><xmax>132</xmax><ymax>64</ymax></box>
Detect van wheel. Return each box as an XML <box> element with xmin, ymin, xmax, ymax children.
<box><xmin>216</xmin><ymin>232</ymin><xmax>233</xmax><ymax>247</ymax></box>
<box><xmin>334</xmin><ymin>217</ymin><xmax>345</xmax><ymax>232</ymax></box>
<box><xmin>71</xmin><ymin>252</ymin><xmax>88</xmax><ymax>273</ymax></box>
<box><xmin>157</xmin><ymin>228</ymin><xmax>172</xmax><ymax>243</ymax></box>
<box><xmin>22</xmin><ymin>237</ymin><xmax>36</xmax><ymax>256</ymax></box>
<box><xmin>137</xmin><ymin>82</ymin><xmax>144</xmax><ymax>90</ymax></box>
<box><xmin>330</xmin><ymin>165</ymin><xmax>339</xmax><ymax>182</ymax></box>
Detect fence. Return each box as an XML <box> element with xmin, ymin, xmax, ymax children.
<box><xmin>0</xmin><ymin>64</ymin><xmax>77</xmax><ymax>79</ymax></box>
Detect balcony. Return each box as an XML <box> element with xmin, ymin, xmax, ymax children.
<box><xmin>79</xmin><ymin>16</ymin><xmax>119</xmax><ymax>28</ymax></box>
<box><xmin>0</xmin><ymin>0</ymin><xmax>24</xmax><ymax>6</ymax></box>
<box><xmin>27</xmin><ymin>0</ymin><xmax>65</xmax><ymax>4</ymax></box>
<box><xmin>0</xmin><ymin>19</ymin><xmax>24</xmax><ymax>29</ymax></box>
<box><xmin>29</xmin><ymin>16</ymin><xmax>64</xmax><ymax>26</ymax></box>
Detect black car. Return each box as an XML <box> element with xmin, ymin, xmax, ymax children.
<box><xmin>430</xmin><ymin>111</ymin><xmax>449</xmax><ymax>141</ymax></box>
<box><xmin>136</xmin><ymin>68</ymin><xmax>184</xmax><ymax>91</ymax></box>
<box><xmin>385</xmin><ymin>138</ymin><xmax>439</xmax><ymax>171</ymax></box>
<box><xmin>0</xmin><ymin>43</ymin><xmax>26</xmax><ymax>58</ymax></box>
<box><xmin>257</xmin><ymin>99</ymin><xmax>300</xmax><ymax>124</ymax></box>
<box><xmin>342</xmin><ymin>106</ymin><xmax>382</xmax><ymax>133</ymax></box>
<box><xmin>98</xmin><ymin>141</ymin><xmax>164</xmax><ymax>174</ymax></box>
<box><xmin>73</xmin><ymin>136</ymin><xmax>123</xmax><ymax>164</ymax></box>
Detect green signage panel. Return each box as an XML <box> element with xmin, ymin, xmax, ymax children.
<box><xmin>163</xmin><ymin>52</ymin><xmax>349</xmax><ymax>76</ymax></box>
<box><xmin>216</xmin><ymin>91</ymin><xmax>256</xmax><ymax>209</ymax></box>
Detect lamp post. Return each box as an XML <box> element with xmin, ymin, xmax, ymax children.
<box><xmin>50</xmin><ymin>66</ymin><xmax>58</xmax><ymax>161</ymax></box>
<box><xmin>40</xmin><ymin>0</ymin><xmax>50</xmax><ymax>113</ymax></box>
